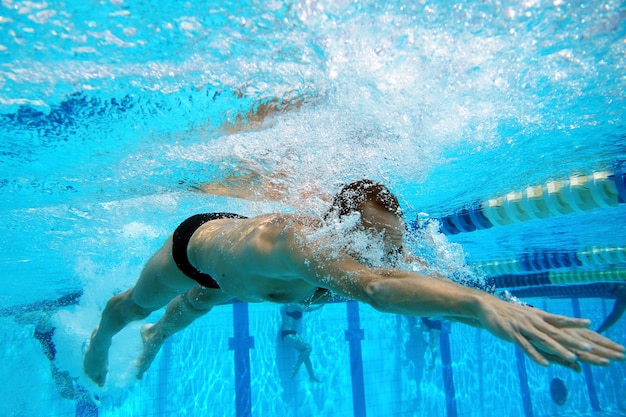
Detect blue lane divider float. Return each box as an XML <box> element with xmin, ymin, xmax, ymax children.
<box><xmin>571</xmin><ymin>298</ymin><xmax>601</xmax><ymax>412</ymax></box>
<box><xmin>490</xmin><ymin>272</ymin><xmax>551</xmax><ymax>288</ymax></box>
<box><xmin>345</xmin><ymin>301</ymin><xmax>367</xmax><ymax>417</ymax></box>
<box><xmin>473</xmin><ymin>245</ymin><xmax>626</xmax><ymax>276</ymax></box>
<box><xmin>229</xmin><ymin>302</ymin><xmax>255</xmax><ymax>417</ymax></box>
<box><xmin>489</xmin><ymin>269</ymin><xmax>626</xmax><ymax>289</ymax></box>
<box><xmin>434</xmin><ymin>167</ymin><xmax>626</xmax><ymax>235</ymax></box>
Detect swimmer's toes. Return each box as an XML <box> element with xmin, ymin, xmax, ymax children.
<box><xmin>90</xmin><ymin>365</ymin><xmax>107</xmax><ymax>386</ymax></box>
<box><xmin>136</xmin><ymin>355</ymin><xmax>152</xmax><ymax>379</ymax></box>
<box><xmin>84</xmin><ymin>348</ymin><xmax>109</xmax><ymax>386</ymax></box>
<box><xmin>85</xmin><ymin>367</ymin><xmax>106</xmax><ymax>387</ymax></box>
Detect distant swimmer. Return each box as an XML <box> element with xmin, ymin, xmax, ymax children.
<box><xmin>419</xmin><ymin>317</ymin><xmax>442</xmax><ymax>371</ymax></box>
<box><xmin>84</xmin><ymin>179</ymin><xmax>625</xmax><ymax>387</ymax></box>
<box><xmin>280</xmin><ymin>303</ymin><xmax>324</xmax><ymax>382</ymax></box>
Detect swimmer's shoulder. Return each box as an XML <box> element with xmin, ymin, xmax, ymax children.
<box><xmin>246</xmin><ymin>213</ymin><xmax>322</xmax><ymax>230</ymax></box>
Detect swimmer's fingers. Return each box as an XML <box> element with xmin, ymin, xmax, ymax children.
<box><xmin>517</xmin><ymin>330</ymin><xmax>588</xmax><ymax>372</ymax></box>
<box><xmin>568</xmin><ymin>329</ymin><xmax>625</xmax><ymax>364</ymax></box>
<box><xmin>520</xmin><ymin>343</ymin><xmax>610</xmax><ymax>371</ymax></box>
<box><xmin>540</xmin><ymin>352</ymin><xmax>582</xmax><ymax>373</ymax></box>
<box><xmin>531</xmin><ymin>317</ymin><xmax>625</xmax><ymax>360</ymax></box>
<box><xmin>545</xmin><ymin>326</ymin><xmax>626</xmax><ymax>362</ymax></box>
<box><xmin>529</xmin><ymin>321</ymin><xmax>596</xmax><ymax>357</ymax></box>
<box><xmin>542</xmin><ymin>313</ymin><xmax>590</xmax><ymax>329</ymax></box>
<box><xmin>572</xmin><ymin>349</ymin><xmax>612</xmax><ymax>366</ymax></box>
<box><xmin>524</xmin><ymin>324</ymin><xmax>625</xmax><ymax>368</ymax></box>
<box><xmin>514</xmin><ymin>330</ymin><xmax>582</xmax><ymax>372</ymax></box>
<box><xmin>540</xmin><ymin>311</ymin><xmax>624</xmax><ymax>354</ymax></box>
<box><xmin>574</xmin><ymin>328</ymin><xmax>626</xmax><ymax>357</ymax></box>
<box><xmin>512</xmin><ymin>332</ymin><xmax>551</xmax><ymax>367</ymax></box>
<box><xmin>522</xmin><ymin>327</ymin><xmax>579</xmax><ymax>365</ymax></box>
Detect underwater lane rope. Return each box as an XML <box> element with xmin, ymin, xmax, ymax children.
<box><xmin>433</xmin><ymin>166</ymin><xmax>626</xmax><ymax>235</ymax></box>
<box><xmin>473</xmin><ymin>246</ymin><xmax>626</xmax><ymax>276</ymax></box>
<box><xmin>489</xmin><ymin>269</ymin><xmax>626</xmax><ymax>289</ymax></box>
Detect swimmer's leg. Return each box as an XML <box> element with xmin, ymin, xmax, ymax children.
<box><xmin>137</xmin><ymin>285</ymin><xmax>231</xmax><ymax>379</ymax></box>
<box><xmin>83</xmin><ymin>288</ymin><xmax>154</xmax><ymax>386</ymax></box>
<box><xmin>285</xmin><ymin>335</ymin><xmax>320</xmax><ymax>382</ymax></box>
<box><xmin>303</xmin><ymin>354</ymin><xmax>321</xmax><ymax>382</ymax></box>
<box><xmin>84</xmin><ymin>242</ymin><xmax>197</xmax><ymax>386</ymax></box>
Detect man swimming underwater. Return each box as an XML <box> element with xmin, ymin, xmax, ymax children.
<box><xmin>84</xmin><ymin>179</ymin><xmax>624</xmax><ymax>386</ymax></box>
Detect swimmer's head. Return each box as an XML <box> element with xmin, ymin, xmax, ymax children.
<box><xmin>325</xmin><ymin>179</ymin><xmax>404</xmax><ymax>266</ymax></box>
<box><xmin>324</xmin><ymin>179</ymin><xmax>402</xmax><ymax>221</ymax></box>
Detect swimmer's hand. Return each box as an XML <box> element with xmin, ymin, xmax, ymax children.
<box><xmin>474</xmin><ymin>297</ymin><xmax>626</xmax><ymax>370</ymax></box>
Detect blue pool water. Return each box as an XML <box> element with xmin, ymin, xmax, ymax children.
<box><xmin>1</xmin><ymin>0</ymin><xmax>625</xmax><ymax>416</ymax></box>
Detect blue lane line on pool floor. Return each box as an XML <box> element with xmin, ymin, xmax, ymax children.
<box><xmin>157</xmin><ymin>338</ymin><xmax>172</xmax><ymax>417</ymax></box>
<box><xmin>439</xmin><ymin>322</ymin><xmax>458</xmax><ymax>417</ymax></box>
<box><xmin>571</xmin><ymin>298</ymin><xmax>601</xmax><ymax>412</ymax></box>
<box><xmin>515</xmin><ymin>346</ymin><xmax>534</xmax><ymax>417</ymax></box>
<box><xmin>229</xmin><ymin>302</ymin><xmax>255</xmax><ymax>417</ymax></box>
<box><xmin>345</xmin><ymin>301</ymin><xmax>366</xmax><ymax>417</ymax></box>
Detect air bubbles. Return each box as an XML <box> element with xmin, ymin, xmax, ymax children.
<box><xmin>406</xmin><ymin>218</ymin><xmax>484</xmax><ymax>287</ymax></box>
<box><xmin>303</xmin><ymin>210</ymin><xmax>391</xmax><ymax>268</ymax></box>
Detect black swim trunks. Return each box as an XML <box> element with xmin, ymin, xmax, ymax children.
<box><xmin>172</xmin><ymin>213</ymin><xmax>247</xmax><ymax>289</ymax></box>
<box><xmin>285</xmin><ymin>310</ymin><xmax>303</xmax><ymax>320</ymax></box>
<box><xmin>281</xmin><ymin>330</ymin><xmax>298</xmax><ymax>339</ymax></box>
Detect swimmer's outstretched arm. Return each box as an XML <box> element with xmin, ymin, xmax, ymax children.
<box><xmin>294</xmin><ymin>247</ymin><xmax>625</xmax><ymax>371</ymax></box>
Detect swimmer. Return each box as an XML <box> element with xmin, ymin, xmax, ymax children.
<box><xmin>280</xmin><ymin>302</ymin><xmax>324</xmax><ymax>382</ymax></box>
<box><xmin>419</xmin><ymin>317</ymin><xmax>441</xmax><ymax>371</ymax></box>
<box><xmin>84</xmin><ymin>180</ymin><xmax>625</xmax><ymax>386</ymax></box>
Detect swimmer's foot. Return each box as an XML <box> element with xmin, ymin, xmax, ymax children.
<box><xmin>136</xmin><ymin>324</ymin><xmax>164</xmax><ymax>380</ymax></box>
<box><xmin>309</xmin><ymin>375</ymin><xmax>322</xmax><ymax>383</ymax></box>
<box><xmin>83</xmin><ymin>327</ymin><xmax>110</xmax><ymax>387</ymax></box>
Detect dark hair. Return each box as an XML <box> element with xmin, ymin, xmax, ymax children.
<box><xmin>324</xmin><ymin>179</ymin><xmax>401</xmax><ymax>221</ymax></box>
